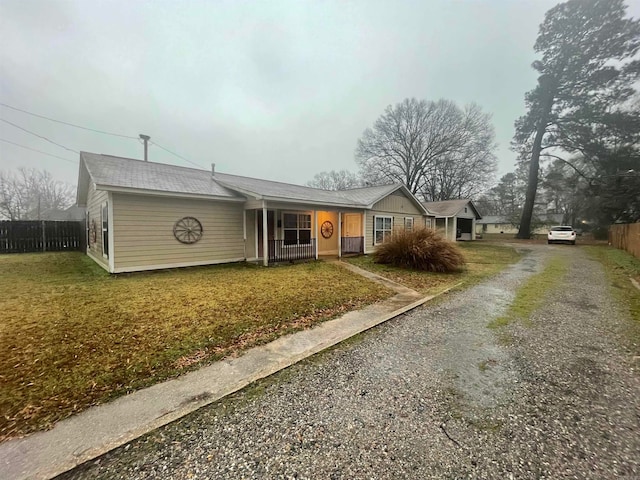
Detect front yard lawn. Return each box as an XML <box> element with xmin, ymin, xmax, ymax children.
<box><xmin>0</xmin><ymin>253</ymin><xmax>390</xmax><ymax>441</ymax></box>
<box><xmin>345</xmin><ymin>242</ymin><xmax>522</xmax><ymax>294</ymax></box>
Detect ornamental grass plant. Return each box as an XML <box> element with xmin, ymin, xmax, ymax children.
<box><xmin>373</xmin><ymin>227</ymin><xmax>465</xmax><ymax>272</ymax></box>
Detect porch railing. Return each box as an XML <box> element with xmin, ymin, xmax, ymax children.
<box><xmin>268</xmin><ymin>239</ymin><xmax>316</xmax><ymax>263</ymax></box>
<box><xmin>341</xmin><ymin>236</ymin><xmax>364</xmax><ymax>254</ymax></box>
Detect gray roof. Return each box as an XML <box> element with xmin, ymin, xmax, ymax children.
<box><xmin>81</xmin><ymin>152</ymin><xmax>242</xmax><ymax>199</ymax></box>
<box><xmin>422</xmin><ymin>199</ymin><xmax>481</xmax><ymax>219</ymax></box>
<box><xmin>340</xmin><ymin>184</ymin><xmax>403</xmax><ymax>205</ymax></box>
<box><xmin>215</xmin><ymin>172</ymin><xmax>363</xmax><ymax>206</ymax></box>
<box><xmin>78</xmin><ymin>152</ymin><xmax>426</xmax><ymax>211</ymax></box>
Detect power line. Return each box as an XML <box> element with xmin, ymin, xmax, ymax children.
<box><xmin>150</xmin><ymin>141</ymin><xmax>205</xmax><ymax>169</ymax></box>
<box><xmin>0</xmin><ymin>102</ymin><xmax>138</xmax><ymax>139</ymax></box>
<box><xmin>0</xmin><ymin>138</ymin><xmax>77</xmax><ymax>164</ymax></box>
<box><xmin>0</xmin><ymin>118</ymin><xmax>78</xmax><ymax>154</ymax></box>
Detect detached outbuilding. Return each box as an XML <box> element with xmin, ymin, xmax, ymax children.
<box><xmin>422</xmin><ymin>199</ymin><xmax>482</xmax><ymax>241</ymax></box>
<box><xmin>76</xmin><ymin>152</ymin><xmax>433</xmax><ymax>273</ymax></box>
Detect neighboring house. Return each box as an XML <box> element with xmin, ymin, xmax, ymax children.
<box><xmin>24</xmin><ymin>205</ymin><xmax>86</xmax><ymax>221</ymax></box>
<box><xmin>476</xmin><ymin>213</ymin><xmax>565</xmax><ymax>236</ymax></box>
<box><xmin>422</xmin><ymin>199</ymin><xmax>482</xmax><ymax>241</ymax></box>
<box><xmin>40</xmin><ymin>205</ymin><xmax>86</xmax><ymax>221</ymax></box>
<box><xmin>77</xmin><ymin>152</ymin><xmax>434</xmax><ymax>273</ymax></box>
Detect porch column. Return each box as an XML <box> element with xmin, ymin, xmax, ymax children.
<box><xmin>445</xmin><ymin>217</ymin><xmax>449</xmax><ymax>241</ymax></box>
<box><xmin>337</xmin><ymin>211</ymin><xmax>342</xmax><ymax>259</ymax></box>
<box><xmin>314</xmin><ymin>210</ymin><xmax>319</xmax><ymax>260</ymax></box>
<box><xmin>453</xmin><ymin>217</ymin><xmax>458</xmax><ymax>241</ymax></box>
<box><xmin>262</xmin><ymin>205</ymin><xmax>268</xmax><ymax>266</ymax></box>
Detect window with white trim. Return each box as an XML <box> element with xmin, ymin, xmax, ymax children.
<box><xmin>404</xmin><ymin>217</ymin><xmax>414</xmax><ymax>232</ymax></box>
<box><xmin>283</xmin><ymin>213</ymin><xmax>311</xmax><ymax>245</ymax></box>
<box><xmin>374</xmin><ymin>215</ymin><xmax>393</xmax><ymax>245</ymax></box>
<box><xmin>425</xmin><ymin>218</ymin><xmax>433</xmax><ymax>229</ymax></box>
<box><xmin>101</xmin><ymin>201</ymin><xmax>109</xmax><ymax>258</ymax></box>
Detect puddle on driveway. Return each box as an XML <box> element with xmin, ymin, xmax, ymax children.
<box><xmin>434</xmin><ymin>249</ymin><xmax>548</xmax><ymax>409</ymax></box>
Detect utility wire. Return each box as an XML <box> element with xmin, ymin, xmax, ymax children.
<box><xmin>0</xmin><ymin>102</ymin><xmax>138</xmax><ymax>139</ymax></box>
<box><xmin>150</xmin><ymin>141</ymin><xmax>206</xmax><ymax>169</ymax></box>
<box><xmin>0</xmin><ymin>118</ymin><xmax>79</xmax><ymax>154</ymax></box>
<box><xmin>0</xmin><ymin>138</ymin><xmax>77</xmax><ymax>164</ymax></box>
<box><xmin>1</xmin><ymin>103</ymin><xmax>206</xmax><ymax>170</ymax></box>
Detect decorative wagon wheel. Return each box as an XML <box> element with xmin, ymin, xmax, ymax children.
<box><xmin>173</xmin><ymin>217</ymin><xmax>203</xmax><ymax>244</ymax></box>
<box><xmin>321</xmin><ymin>220</ymin><xmax>334</xmax><ymax>239</ymax></box>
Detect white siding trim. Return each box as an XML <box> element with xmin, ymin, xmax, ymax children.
<box><xmin>242</xmin><ymin>209</ymin><xmax>247</xmax><ymax>259</ymax></box>
<box><xmin>107</xmin><ymin>192</ymin><xmax>115</xmax><ymax>272</ymax></box>
<box><xmin>262</xmin><ymin>205</ymin><xmax>268</xmax><ymax>266</ymax></box>
<box><xmin>314</xmin><ymin>210</ymin><xmax>318</xmax><ymax>259</ymax></box>
<box><xmin>363</xmin><ymin>210</ymin><xmax>368</xmax><ymax>254</ymax></box>
<box><xmin>87</xmin><ymin>251</ymin><xmax>109</xmax><ymax>272</ymax></box>
<box><xmin>112</xmin><ymin>257</ymin><xmax>246</xmax><ymax>273</ymax></box>
<box><xmin>337</xmin><ymin>211</ymin><xmax>342</xmax><ymax>258</ymax></box>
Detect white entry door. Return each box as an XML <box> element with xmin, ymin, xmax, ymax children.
<box><xmin>343</xmin><ymin>213</ymin><xmax>361</xmax><ymax>237</ymax></box>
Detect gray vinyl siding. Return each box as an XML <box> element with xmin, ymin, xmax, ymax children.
<box><xmin>372</xmin><ymin>191</ymin><xmax>422</xmax><ymax>215</ymax></box>
<box><xmin>112</xmin><ymin>193</ymin><xmax>245</xmax><ymax>271</ymax></box>
<box><xmin>86</xmin><ymin>186</ymin><xmax>108</xmax><ymax>269</ymax></box>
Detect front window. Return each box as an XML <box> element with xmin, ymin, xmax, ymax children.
<box><xmin>374</xmin><ymin>216</ymin><xmax>393</xmax><ymax>244</ymax></box>
<box><xmin>283</xmin><ymin>213</ymin><xmax>311</xmax><ymax>245</ymax></box>
<box><xmin>102</xmin><ymin>202</ymin><xmax>109</xmax><ymax>258</ymax></box>
<box><xmin>404</xmin><ymin>217</ymin><xmax>414</xmax><ymax>232</ymax></box>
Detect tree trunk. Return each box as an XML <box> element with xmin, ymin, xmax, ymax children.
<box><xmin>517</xmin><ymin>77</ymin><xmax>556</xmax><ymax>239</ymax></box>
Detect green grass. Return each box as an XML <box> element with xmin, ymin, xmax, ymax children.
<box><xmin>346</xmin><ymin>242</ymin><xmax>522</xmax><ymax>295</ymax></box>
<box><xmin>487</xmin><ymin>254</ymin><xmax>568</xmax><ymax>330</ymax></box>
<box><xmin>585</xmin><ymin>245</ymin><xmax>640</xmax><ymax>348</ymax></box>
<box><xmin>0</xmin><ymin>253</ymin><xmax>391</xmax><ymax>441</ymax></box>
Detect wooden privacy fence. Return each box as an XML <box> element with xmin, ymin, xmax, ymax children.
<box><xmin>0</xmin><ymin>220</ymin><xmax>84</xmax><ymax>254</ymax></box>
<box><xmin>609</xmin><ymin>223</ymin><xmax>640</xmax><ymax>259</ymax></box>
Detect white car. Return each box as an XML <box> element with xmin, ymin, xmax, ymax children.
<box><xmin>547</xmin><ymin>226</ymin><xmax>576</xmax><ymax>245</ymax></box>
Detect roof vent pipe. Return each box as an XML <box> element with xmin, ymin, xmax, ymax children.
<box><xmin>211</xmin><ymin>163</ymin><xmax>216</xmax><ymax>176</ymax></box>
<box><xmin>139</xmin><ymin>134</ymin><xmax>150</xmax><ymax>162</ymax></box>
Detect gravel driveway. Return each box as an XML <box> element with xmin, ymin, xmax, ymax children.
<box><xmin>61</xmin><ymin>245</ymin><xmax>640</xmax><ymax>479</ymax></box>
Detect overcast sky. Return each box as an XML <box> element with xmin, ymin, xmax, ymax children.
<box><xmin>1</xmin><ymin>0</ymin><xmax>638</xmax><ymax>189</ymax></box>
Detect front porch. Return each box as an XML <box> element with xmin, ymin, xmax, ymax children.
<box><xmin>245</xmin><ymin>204</ymin><xmax>364</xmax><ymax>265</ymax></box>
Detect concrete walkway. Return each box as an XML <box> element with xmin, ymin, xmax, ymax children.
<box><xmin>1</xmin><ymin>262</ymin><xmax>452</xmax><ymax>480</ymax></box>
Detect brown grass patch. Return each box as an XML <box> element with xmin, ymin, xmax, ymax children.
<box><xmin>0</xmin><ymin>253</ymin><xmax>390</xmax><ymax>440</ymax></box>
<box><xmin>347</xmin><ymin>242</ymin><xmax>521</xmax><ymax>295</ymax></box>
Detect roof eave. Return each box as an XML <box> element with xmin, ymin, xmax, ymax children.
<box><xmin>261</xmin><ymin>195</ymin><xmax>364</xmax><ymax>209</ymax></box>
<box><xmin>94</xmin><ymin>184</ymin><xmax>246</xmax><ymax>202</ymax></box>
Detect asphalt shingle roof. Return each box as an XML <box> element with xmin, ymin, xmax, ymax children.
<box><xmin>80</xmin><ymin>152</ymin><xmax>415</xmax><ymax>209</ymax></box>
<box><xmin>423</xmin><ymin>199</ymin><xmax>475</xmax><ymax>217</ymax></box>
<box><xmin>214</xmin><ymin>172</ymin><xmax>366</xmax><ymax>205</ymax></box>
<box><xmin>81</xmin><ymin>152</ymin><xmax>241</xmax><ymax>199</ymax></box>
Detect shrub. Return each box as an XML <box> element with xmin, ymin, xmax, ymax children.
<box><xmin>373</xmin><ymin>227</ymin><xmax>465</xmax><ymax>272</ymax></box>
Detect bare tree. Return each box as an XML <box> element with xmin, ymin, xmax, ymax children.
<box><xmin>306</xmin><ymin>170</ymin><xmax>361</xmax><ymax>190</ymax></box>
<box><xmin>0</xmin><ymin>168</ymin><xmax>75</xmax><ymax>220</ymax></box>
<box><xmin>356</xmin><ymin>98</ymin><xmax>497</xmax><ymax>199</ymax></box>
